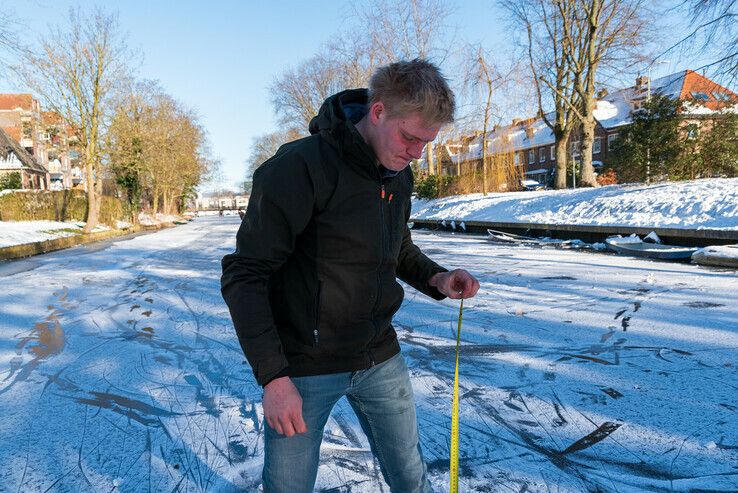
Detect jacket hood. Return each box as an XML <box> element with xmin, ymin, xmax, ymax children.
<box><xmin>308</xmin><ymin>88</ymin><xmax>368</xmax><ymax>138</ymax></box>
<box><xmin>308</xmin><ymin>88</ymin><xmax>381</xmax><ymax>174</ymax></box>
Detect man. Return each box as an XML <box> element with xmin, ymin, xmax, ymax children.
<box><xmin>221</xmin><ymin>59</ymin><xmax>480</xmax><ymax>493</ymax></box>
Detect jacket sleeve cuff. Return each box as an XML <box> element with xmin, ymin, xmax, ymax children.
<box><xmin>261</xmin><ymin>367</ymin><xmax>291</xmax><ymax>388</ymax></box>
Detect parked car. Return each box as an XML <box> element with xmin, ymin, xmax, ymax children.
<box><xmin>521</xmin><ymin>179</ymin><xmax>544</xmax><ymax>191</ymax></box>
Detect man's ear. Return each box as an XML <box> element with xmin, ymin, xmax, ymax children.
<box><xmin>369</xmin><ymin>101</ymin><xmax>385</xmax><ymax>124</ymax></box>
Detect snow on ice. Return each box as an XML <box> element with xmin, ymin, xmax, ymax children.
<box><xmin>0</xmin><ymin>215</ymin><xmax>737</xmax><ymax>491</ymax></box>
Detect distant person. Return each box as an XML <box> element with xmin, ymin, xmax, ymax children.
<box><xmin>221</xmin><ymin>59</ymin><xmax>480</xmax><ymax>493</ymax></box>
<box><xmin>238</xmin><ymin>208</ymin><xmax>245</xmax><ymax>220</ymax></box>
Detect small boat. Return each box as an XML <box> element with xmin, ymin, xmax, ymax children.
<box><xmin>605</xmin><ymin>236</ymin><xmax>698</xmax><ymax>260</ymax></box>
<box><xmin>691</xmin><ymin>245</ymin><xmax>738</xmax><ymax>268</ymax></box>
<box><xmin>487</xmin><ymin>229</ymin><xmax>541</xmax><ymax>245</ymax></box>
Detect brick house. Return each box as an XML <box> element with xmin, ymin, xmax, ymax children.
<box><xmin>433</xmin><ymin>70</ymin><xmax>737</xmax><ymax>186</ymax></box>
<box><xmin>0</xmin><ymin>94</ymin><xmax>84</xmax><ymax>191</ymax></box>
<box><xmin>41</xmin><ymin>111</ymin><xmax>84</xmax><ymax>190</ymax></box>
<box><xmin>0</xmin><ymin>126</ymin><xmax>49</xmax><ymax>189</ymax></box>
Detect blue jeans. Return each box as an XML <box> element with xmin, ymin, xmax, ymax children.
<box><xmin>262</xmin><ymin>353</ymin><xmax>433</xmax><ymax>493</ymax></box>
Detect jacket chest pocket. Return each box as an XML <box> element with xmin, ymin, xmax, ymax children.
<box><xmin>387</xmin><ymin>193</ymin><xmax>407</xmax><ymax>256</ymax></box>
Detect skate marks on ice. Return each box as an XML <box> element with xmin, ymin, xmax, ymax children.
<box><xmin>394</xmin><ymin>231</ymin><xmax>738</xmax><ymax>492</ymax></box>
<box><xmin>0</xmin><ymin>218</ymin><xmax>267</xmax><ymax>491</ymax></box>
<box><xmin>0</xmin><ymin>222</ymin><xmax>736</xmax><ymax>491</ymax></box>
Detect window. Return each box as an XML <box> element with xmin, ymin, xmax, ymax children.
<box><xmin>690</xmin><ymin>91</ymin><xmax>710</xmax><ymax>101</ymax></box>
<box><xmin>713</xmin><ymin>92</ymin><xmax>734</xmax><ymax>103</ymax></box>
<box><xmin>593</xmin><ymin>137</ymin><xmax>601</xmax><ymax>154</ymax></box>
<box><xmin>540</xmin><ymin>148</ymin><xmax>546</xmax><ymax>162</ymax></box>
<box><xmin>528</xmin><ymin>150</ymin><xmax>535</xmax><ymax>164</ymax></box>
<box><xmin>550</xmin><ymin>145</ymin><xmax>555</xmax><ymax>160</ymax></box>
<box><xmin>607</xmin><ymin>133</ymin><xmax>619</xmax><ymax>151</ymax></box>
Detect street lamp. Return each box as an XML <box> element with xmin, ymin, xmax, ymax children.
<box><xmin>645</xmin><ymin>60</ymin><xmax>670</xmax><ymax>185</ymax></box>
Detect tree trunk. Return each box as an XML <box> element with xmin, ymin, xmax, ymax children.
<box><xmin>579</xmin><ymin>116</ymin><xmax>599</xmax><ymax>187</ymax></box>
<box><xmin>82</xmin><ymin>149</ymin><xmax>98</xmax><ymax>233</ymax></box>
<box><xmin>152</xmin><ymin>186</ymin><xmax>159</xmax><ymax>215</ymax></box>
<box><xmin>554</xmin><ymin>136</ymin><xmax>569</xmax><ymax>189</ymax></box>
<box><xmin>425</xmin><ymin>143</ymin><xmax>435</xmax><ymax>175</ymax></box>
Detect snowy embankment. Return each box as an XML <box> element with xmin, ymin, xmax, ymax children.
<box><xmin>0</xmin><ymin>212</ymin><xmax>189</xmax><ymax>249</ymax></box>
<box><xmin>0</xmin><ymin>221</ymin><xmax>111</xmax><ymax>248</ymax></box>
<box><xmin>412</xmin><ymin>177</ymin><xmax>738</xmax><ymax>231</ymax></box>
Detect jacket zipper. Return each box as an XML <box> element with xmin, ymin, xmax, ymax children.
<box><xmin>368</xmin><ymin>180</ymin><xmax>387</xmax><ymax>368</ymax></box>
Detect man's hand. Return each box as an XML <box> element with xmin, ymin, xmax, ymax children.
<box><xmin>263</xmin><ymin>376</ymin><xmax>307</xmax><ymax>437</ymax></box>
<box><xmin>429</xmin><ymin>269</ymin><xmax>480</xmax><ymax>299</ymax></box>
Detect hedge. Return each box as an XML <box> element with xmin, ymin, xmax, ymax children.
<box><xmin>0</xmin><ymin>190</ymin><xmax>124</xmax><ymax>225</ymax></box>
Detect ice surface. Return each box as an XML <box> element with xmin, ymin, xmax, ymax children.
<box><xmin>0</xmin><ymin>217</ymin><xmax>736</xmax><ymax>492</ymax></box>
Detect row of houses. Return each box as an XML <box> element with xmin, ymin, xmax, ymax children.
<box><xmin>194</xmin><ymin>192</ymin><xmax>249</xmax><ymax>211</ymax></box>
<box><xmin>423</xmin><ymin>70</ymin><xmax>737</xmax><ymax>186</ymax></box>
<box><xmin>0</xmin><ymin>94</ymin><xmax>84</xmax><ymax>191</ymax></box>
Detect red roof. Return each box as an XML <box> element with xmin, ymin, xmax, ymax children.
<box><xmin>0</xmin><ymin>94</ymin><xmax>36</xmax><ymax>111</ymax></box>
<box><xmin>679</xmin><ymin>70</ymin><xmax>737</xmax><ymax>110</ymax></box>
<box><xmin>42</xmin><ymin>111</ymin><xmax>64</xmax><ymax>125</ymax></box>
<box><xmin>1</xmin><ymin>126</ymin><xmax>22</xmax><ymax>142</ymax></box>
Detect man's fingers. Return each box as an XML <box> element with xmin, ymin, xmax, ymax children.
<box><xmin>272</xmin><ymin>419</ymin><xmax>284</xmax><ymax>436</ymax></box>
<box><xmin>280</xmin><ymin>418</ymin><xmax>297</xmax><ymax>437</ymax></box>
<box><xmin>294</xmin><ymin>413</ymin><xmax>308</xmax><ymax>434</ymax></box>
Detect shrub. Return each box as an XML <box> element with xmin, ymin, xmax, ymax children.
<box><xmin>0</xmin><ymin>189</ymin><xmax>125</xmax><ymax>226</ymax></box>
<box><xmin>414</xmin><ymin>174</ymin><xmax>458</xmax><ymax>199</ymax></box>
<box><xmin>0</xmin><ymin>172</ymin><xmax>22</xmax><ymax>190</ymax></box>
<box><xmin>596</xmin><ymin>169</ymin><xmax>618</xmax><ymax>186</ymax></box>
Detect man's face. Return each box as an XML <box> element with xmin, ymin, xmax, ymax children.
<box><xmin>370</xmin><ymin>105</ymin><xmax>442</xmax><ymax>172</ymax></box>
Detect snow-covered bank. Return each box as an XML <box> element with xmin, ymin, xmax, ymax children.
<box><xmin>412</xmin><ymin>177</ymin><xmax>738</xmax><ymax>231</ymax></box>
<box><xmin>0</xmin><ymin>213</ymin><xmax>190</xmax><ymax>249</ymax></box>
<box><xmin>0</xmin><ymin>220</ymin><xmax>111</xmax><ymax>248</ymax></box>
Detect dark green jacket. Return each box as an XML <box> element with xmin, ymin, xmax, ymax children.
<box><xmin>221</xmin><ymin>89</ymin><xmax>447</xmax><ymax>386</ymax></box>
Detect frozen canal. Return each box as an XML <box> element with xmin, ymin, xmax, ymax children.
<box><xmin>0</xmin><ymin>216</ymin><xmax>736</xmax><ymax>492</ymax></box>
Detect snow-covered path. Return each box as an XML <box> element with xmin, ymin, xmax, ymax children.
<box><xmin>0</xmin><ymin>217</ymin><xmax>736</xmax><ymax>492</ymax></box>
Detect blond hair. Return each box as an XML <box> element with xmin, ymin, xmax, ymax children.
<box><xmin>368</xmin><ymin>58</ymin><xmax>455</xmax><ymax>125</ymax></box>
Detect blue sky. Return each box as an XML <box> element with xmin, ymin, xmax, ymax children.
<box><xmin>1</xmin><ymin>1</ymin><xmax>708</xmax><ymax>192</ymax></box>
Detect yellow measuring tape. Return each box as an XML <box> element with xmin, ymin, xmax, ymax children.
<box><xmin>450</xmin><ymin>297</ymin><xmax>463</xmax><ymax>493</ymax></box>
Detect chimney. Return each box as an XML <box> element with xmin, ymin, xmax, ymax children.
<box><xmin>635</xmin><ymin>75</ymin><xmax>649</xmax><ymax>90</ymax></box>
<box><xmin>597</xmin><ymin>88</ymin><xmax>609</xmax><ymax>99</ymax></box>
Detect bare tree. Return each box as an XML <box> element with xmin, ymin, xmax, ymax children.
<box><xmin>559</xmin><ymin>0</ymin><xmax>651</xmax><ymax>187</ymax></box>
<box><xmin>659</xmin><ymin>1</ymin><xmax>737</xmax><ymax>84</ymax></box>
<box><xmin>13</xmin><ymin>8</ymin><xmax>133</xmax><ymax>231</ymax></box>
<box><xmin>502</xmin><ymin>0</ymin><xmax>581</xmax><ymax>189</ymax></box>
<box><xmin>0</xmin><ymin>8</ymin><xmax>22</xmax><ymax>81</ymax></box>
<box><xmin>271</xmin><ymin>52</ymin><xmax>352</xmax><ymax>132</ymax></box>
<box><xmin>353</xmin><ymin>0</ymin><xmax>452</xmax><ymax>63</ymax></box>
<box><xmin>503</xmin><ymin>0</ymin><xmax>651</xmax><ymax>188</ymax></box>
<box><xmin>464</xmin><ymin>46</ymin><xmax>501</xmax><ymax>194</ymax></box>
